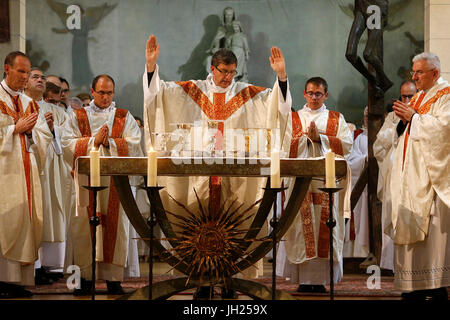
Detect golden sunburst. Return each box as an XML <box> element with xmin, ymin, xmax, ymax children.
<box><xmin>164</xmin><ymin>188</ymin><xmax>266</xmax><ymax>287</ymax></box>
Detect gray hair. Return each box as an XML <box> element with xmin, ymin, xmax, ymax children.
<box><xmin>412</xmin><ymin>52</ymin><xmax>441</xmax><ymax>73</ymax></box>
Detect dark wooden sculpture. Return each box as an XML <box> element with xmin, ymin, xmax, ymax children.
<box><xmin>346</xmin><ymin>0</ymin><xmax>391</xmax><ymax>266</ymax></box>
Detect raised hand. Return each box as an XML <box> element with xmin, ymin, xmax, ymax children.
<box><xmin>146</xmin><ymin>34</ymin><xmax>160</xmax><ymax>72</ymax></box>
<box><xmin>269</xmin><ymin>46</ymin><xmax>287</xmax><ymax>80</ymax></box>
<box><xmin>14</xmin><ymin>113</ymin><xmax>38</xmax><ymax>135</ymax></box>
<box><xmin>44</xmin><ymin>112</ymin><xmax>54</xmax><ymax>132</ymax></box>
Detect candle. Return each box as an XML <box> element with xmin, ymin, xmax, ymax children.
<box><xmin>325</xmin><ymin>151</ymin><xmax>336</xmax><ymax>188</ymax></box>
<box><xmin>270</xmin><ymin>149</ymin><xmax>281</xmax><ymax>188</ymax></box>
<box><xmin>147</xmin><ymin>146</ymin><xmax>157</xmax><ymax>187</ymax></box>
<box><xmin>90</xmin><ymin>147</ymin><xmax>100</xmax><ymax>187</ymax></box>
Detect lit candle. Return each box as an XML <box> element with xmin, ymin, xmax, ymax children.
<box><xmin>325</xmin><ymin>151</ymin><xmax>336</xmax><ymax>188</ymax></box>
<box><xmin>147</xmin><ymin>146</ymin><xmax>157</xmax><ymax>187</ymax></box>
<box><xmin>90</xmin><ymin>147</ymin><xmax>100</xmax><ymax>187</ymax></box>
<box><xmin>270</xmin><ymin>149</ymin><xmax>281</xmax><ymax>188</ymax></box>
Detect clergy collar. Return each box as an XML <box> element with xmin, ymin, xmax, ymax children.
<box><xmin>1</xmin><ymin>79</ymin><xmax>22</xmax><ymax>97</ymax></box>
<box><xmin>87</xmin><ymin>100</ymin><xmax>116</xmax><ymax>113</ymax></box>
<box><xmin>419</xmin><ymin>76</ymin><xmax>446</xmax><ymax>95</ymax></box>
<box><xmin>206</xmin><ymin>73</ymin><xmax>235</xmax><ymax>93</ymax></box>
<box><xmin>301</xmin><ymin>103</ymin><xmax>326</xmax><ymax>113</ymax></box>
<box><xmin>24</xmin><ymin>92</ymin><xmax>44</xmax><ymax>103</ymax></box>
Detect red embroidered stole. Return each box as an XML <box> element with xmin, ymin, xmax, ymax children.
<box><xmin>326</xmin><ymin>110</ymin><xmax>343</xmax><ymax>156</ymax></box>
<box><xmin>175</xmin><ymin>81</ymin><xmax>266</xmax><ymax>217</ymax></box>
<box><xmin>287</xmin><ymin>110</ymin><xmax>342</xmax><ymax>258</ymax></box>
<box><xmin>0</xmin><ymin>95</ymin><xmax>39</xmax><ymax>219</ymax></box>
<box><xmin>73</xmin><ymin>108</ymin><xmax>129</xmax><ymax>263</ymax></box>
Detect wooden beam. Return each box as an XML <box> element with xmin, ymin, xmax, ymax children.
<box><xmin>77</xmin><ymin>157</ymin><xmax>348</xmax><ymax>178</ymax></box>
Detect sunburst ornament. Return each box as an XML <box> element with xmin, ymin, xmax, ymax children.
<box><xmin>164</xmin><ymin>188</ymin><xmax>266</xmax><ymax>286</ymax></box>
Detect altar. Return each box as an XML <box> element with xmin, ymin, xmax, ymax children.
<box><xmin>77</xmin><ymin>156</ymin><xmax>348</xmax><ymax>300</ymax></box>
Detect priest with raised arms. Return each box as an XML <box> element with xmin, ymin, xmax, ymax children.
<box><xmin>143</xmin><ymin>34</ymin><xmax>291</xmax><ymax>299</ymax></box>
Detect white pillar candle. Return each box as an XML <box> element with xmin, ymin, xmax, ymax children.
<box><xmin>147</xmin><ymin>146</ymin><xmax>157</xmax><ymax>187</ymax></box>
<box><xmin>325</xmin><ymin>151</ymin><xmax>336</xmax><ymax>188</ymax></box>
<box><xmin>90</xmin><ymin>147</ymin><xmax>100</xmax><ymax>187</ymax></box>
<box><xmin>270</xmin><ymin>149</ymin><xmax>281</xmax><ymax>188</ymax></box>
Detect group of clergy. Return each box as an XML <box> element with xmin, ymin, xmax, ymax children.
<box><xmin>0</xmin><ymin>51</ymin><xmax>142</xmax><ymax>298</ymax></box>
<box><xmin>0</xmin><ymin>34</ymin><xmax>448</xmax><ymax>300</ymax></box>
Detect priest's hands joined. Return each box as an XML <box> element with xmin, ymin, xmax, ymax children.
<box><xmin>307</xmin><ymin>121</ymin><xmax>321</xmax><ymax>143</ymax></box>
<box><xmin>146</xmin><ymin>34</ymin><xmax>160</xmax><ymax>73</ymax></box>
<box><xmin>393</xmin><ymin>100</ymin><xmax>416</xmax><ymax>123</ymax></box>
<box><xmin>44</xmin><ymin>112</ymin><xmax>54</xmax><ymax>132</ymax></box>
<box><xmin>269</xmin><ymin>47</ymin><xmax>287</xmax><ymax>81</ymax></box>
<box><xmin>14</xmin><ymin>112</ymin><xmax>38</xmax><ymax>135</ymax></box>
<box><xmin>94</xmin><ymin>124</ymin><xmax>110</xmax><ymax>149</ymax></box>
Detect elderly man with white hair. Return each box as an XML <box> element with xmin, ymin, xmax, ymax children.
<box><xmin>389</xmin><ymin>52</ymin><xmax>450</xmax><ymax>300</ymax></box>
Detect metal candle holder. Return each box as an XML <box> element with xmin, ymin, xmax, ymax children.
<box><xmin>139</xmin><ymin>185</ymin><xmax>165</xmax><ymax>300</ymax></box>
<box><xmin>82</xmin><ymin>185</ymin><xmax>108</xmax><ymax>300</ymax></box>
<box><xmin>263</xmin><ymin>186</ymin><xmax>288</xmax><ymax>300</ymax></box>
<box><xmin>318</xmin><ymin>187</ymin><xmax>342</xmax><ymax>301</ymax></box>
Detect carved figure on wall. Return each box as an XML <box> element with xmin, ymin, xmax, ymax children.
<box><xmin>204</xmin><ymin>7</ymin><xmax>250</xmax><ymax>82</ymax></box>
<box><xmin>345</xmin><ymin>0</ymin><xmax>393</xmax><ymax>95</ymax></box>
<box><xmin>338</xmin><ymin>0</ymin><xmax>412</xmax><ymax>32</ymax></box>
<box><xmin>208</xmin><ymin>7</ymin><xmax>235</xmax><ymax>55</ymax></box>
<box><xmin>46</xmin><ymin>0</ymin><xmax>117</xmax><ymax>90</ymax></box>
<box><xmin>226</xmin><ymin>21</ymin><xmax>250</xmax><ymax>82</ymax></box>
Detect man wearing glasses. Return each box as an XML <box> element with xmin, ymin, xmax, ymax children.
<box><xmin>278</xmin><ymin>77</ymin><xmax>353</xmax><ymax>293</ymax></box>
<box><xmin>25</xmin><ymin>68</ymin><xmax>73</xmax><ymax>286</ymax></box>
<box><xmin>389</xmin><ymin>53</ymin><xmax>450</xmax><ymax>300</ymax></box>
<box><xmin>62</xmin><ymin>74</ymin><xmax>143</xmax><ymax>295</ymax></box>
<box><xmin>143</xmin><ymin>34</ymin><xmax>291</xmax><ymax>299</ymax></box>
<box><xmin>59</xmin><ymin>78</ymin><xmax>71</xmax><ymax>110</ymax></box>
<box><xmin>373</xmin><ymin>80</ymin><xmax>416</xmax><ymax>273</ymax></box>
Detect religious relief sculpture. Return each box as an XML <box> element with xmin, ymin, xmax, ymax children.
<box><xmin>345</xmin><ymin>0</ymin><xmax>393</xmax><ymax>95</ymax></box>
<box><xmin>46</xmin><ymin>0</ymin><xmax>117</xmax><ymax>90</ymax></box>
<box><xmin>205</xmin><ymin>7</ymin><xmax>250</xmax><ymax>82</ymax></box>
<box><xmin>227</xmin><ymin>21</ymin><xmax>250</xmax><ymax>82</ymax></box>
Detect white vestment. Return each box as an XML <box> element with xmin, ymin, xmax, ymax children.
<box><xmin>143</xmin><ymin>65</ymin><xmax>291</xmax><ymax>279</ymax></box>
<box><xmin>62</xmin><ymin>103</ymin><xmax>142</xmax><ymax>281</ymax></box>
<box><xmin>277</xmin><ymin>104</ymin><xmax>353</xmax><ymax>285</ymax></box>
<box><xmin>373</xmin><ymin>111</ymin><xmax>400</xmax><ymax>271</ymax></box>
<box><xmin>0</xmin><ymin>81</ymin><xmax>52</xmax><ymax>285</ymax></box>
<box><xmin>31</xmin><ymin>99</ymin><xmax>72</xmax><ymax>271</ymax></box>
<box><xmin>344</xmin><ymin>129</ymin><xmax>369</xmax><ymax>258</ymax></box>
<box><xmin>390</xmin><ymin>77</ymin><xmax>450</xmax><ymax>291</ymax></box>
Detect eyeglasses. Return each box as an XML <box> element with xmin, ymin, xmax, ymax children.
<box><xmin>410</xmin><ymin>69</ymin><xmax>434</xmax><ymax>77</ymax></box>
<box><xmin>30</xmin><ymin>74</ymin><xmax>46</xmax><ymax>81</ymax></box>
<box><xmin>215</xmin><ymin>66</ymin><xmax>237</xmax><ymax>76</ymax></box>
<box><xmin>94</xmin><ymin>90</ymin><xmax>114</xmax><ymax>96</ymax></box>
<box><xmin>305</xmin><ymin>91</ymin><xmax>325</xmax><ymax>99</ymax></box>
<box><xmin>401</xmin><ymin>94</ymin><xmax>414</xmax><ymax>100</ymax></box>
